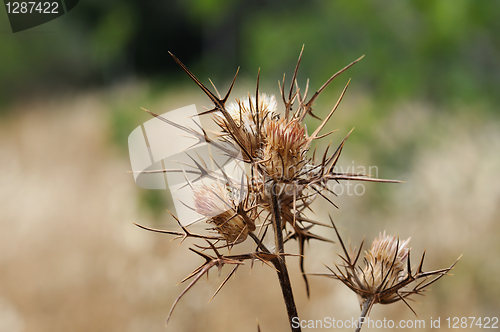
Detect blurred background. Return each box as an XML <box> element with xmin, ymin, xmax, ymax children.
<box><xmin>0</xmin><ymin>0</ymin><xmax>499</xmax><ymax>331</ymax></box>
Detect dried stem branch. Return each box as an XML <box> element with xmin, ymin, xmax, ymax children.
<box><xmin>270</xmin><ymin>182</ymin><xmax>301</xmax><ymax>332</ymax></box>
<box><xmin>355</xmin><ymin>298</ymin><xmax>374</xmax><ymax>332</ymax></box>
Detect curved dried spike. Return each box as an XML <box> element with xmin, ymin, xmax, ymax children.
<box><xmin>285</xmin><ymin>45</ymin><xmax>305</xmax><ymax>121</ymax></box>
<box><xmin>285</xmin><ymin>222</ymin><xmax>311</xmax><ymax>298</ymax></box>
<box><xmin>133</xmin><ymin>222</ymin><xmax>220</xmax><ymax>241</ymax></box>
<box><xmin>314</xmin><ymin>130</ymin><xmax>337</xmax><ymax>140</ymax></box>
<box><xmin>208</xmin><ymin>78</ymin><xmax>222</xmax><ymax>99</ymax></box>
<box><xmin>413</xmin><ymin>255</ymin><xmax>461</xmax><ymax>291</ymax></box>
<box><xmin>165</xmin><ymin>259</ymin><xmax>216</xmax><ymax>326</ymax></box>
<box><xmin>307</xmin><ymin>79</ymin><xmax>350</xmax><ymax>141</ymax></box>
<box><xmin>141</xmin><ymin>107</ymin><xmax>197</xmax><ymax>137</ymax></box>
<box><xmin>209</xmin><ymin>264</ymin><xmax>239</xmax><ymax>303</ymax></box>
<box><xmin>141</xmin><ymin>107</ymin><xmax>216</xmax><ymax>152</ymax></box>
<box><xmin>255</xmin><ymin>68</ymin><xmax>261</xmax><ymax>135</ymax></box>
<box><xmin>396</xmin><ymin>291</ymin><xmax>418</xmax><ymax>317</ymax></box>
<box><xmin>177</xmin><ymin>199</ymin><xmax>197</xmax><ymax>213</ymax></box>
<box><xmin>223</xmin><ymin>66</ymin><xmax>240</xmax><ymax>104</ymax></box>
<box><xmin>142</xmin><ymin>107</ymin><xmax>242</xmax><ymax>162</ymax></box>
<box><xmin>320</xmin><ymin>127</ymin><xmax>354</xmax><ymax>174</ymax></box>
<box><xmin>298</xmin><ymin>238</ymin><xmax>310</xmax><ymax>298</ymax></box>
<box><xmin>133</xmin><ymin>222</ymin><xmax>184</xmax><ymax>238</ymax></box>
<box><xmin>292</xmin><ymin>183</ymin><xmax>297</xmax><ymax>227</ymax></box>
<box><xmin>353</xmin><ymin>237</ymin><xmax>365</xmax><ymax>266</ymax></box>
<box><xmin>289</xmin><ymin>45</ymin><xmax>304</xmax><ymax>101</ymax></box>
<box><xmin>168</xmin><ymin>52</ymin><xmax>239</xmax><ymax>111</ymax></box>
<box><xmin>329</xmin><ymin>216</ymin><xmax>352</xmax><ymax>264</ymax></box>
<box><xmin>303</xmin><ymin>78</ymin><xmax>310</xmax><ymax>101</ymax></box>
<box><xmin>417</xmin><ymin>249</ymin><xmax>426</xmax><ymax>274</ymax></box>
<box><xmin>312</xmin><ymin>186</ymin><xmax>339</xmax><ymax>209</ymax></box>
<box><xmin>279</xmin><ymin>73</ymin><xmax>287</xmax><ymax>111</ymax></box>
<box><xmin>294</xmin><ymin>77</ymin><xmax>322</xmax><ymax>121</ymax></box>
<box><xmin>284</xmin><ymin>219</ymin><xmax>335</xmax><ymax>298</ymax></box>
<box><xmin>168</xmin><ymin>52</ymin><xmax>255</xmax><ymax>162</ymax></box>
<box><xmin>327</xmin><ymin>175</ymin><xmax>404</xmax><ymax>184</ymax></box>
<box><xmin>169</xmin><ymin>52</ymin><xmax>220</xmax><ymax>104</ymax></box>
<box><xmin>300</xmin><ymin>55</ymin><xmax>364</xmax><ymax>122</ymax></box>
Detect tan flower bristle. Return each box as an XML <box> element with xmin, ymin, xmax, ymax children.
<box><xmin>214</xmin><ymin>93</ymin><xmax>279</xmax><ymax>161</ymax></box>
<box><xmin>355</xmin><ymin>233</ymin><xmax>410</xmax><ymax>303</ymax></box>
<box><xmin>193</xmin><ymin>180</ymin><xmax>252</xmax><ymax>244</ymax></box>
<box><xmin>225</xmin><ymin>93</ymin><xmax>277</xmax><ymax>128</ymax></box>
<box><xmin>262</xmin><ymin>118</ymin><xmax>309</xmax><ymax>181</ymax></box>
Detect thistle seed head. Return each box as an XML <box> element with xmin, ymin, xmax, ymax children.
<box><xmin>225</xmin><ymin>93</ymin><xmax>277</xmax><ymax>128</ymax></box>
<box><xmin>193</xmin><ymin>180</ymin><xmax>252</xmax><ymax>244</ymax></box>
<box><xmin>262</xmin><ymin>118</ymin><xmax>309</xmax><ymax>181</ymax></box>
<box><xmin>214</xmin><ymin>93</ymin><xmax>279</xmax><ymax>161</ymax></box>
<box><xmin>355</xmin><ymin>233</ymin><xmax>411</xmax><ymax>303</ymax></box>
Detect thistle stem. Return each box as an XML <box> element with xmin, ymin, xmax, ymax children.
<box><xmin>355</xmin><ymin>299</ymin><xmax>373</xmax><ymax>332</ymax></box>
<box><xmin>270</xmin><ymin>182</ymin><xmax>301</xmax><ymax>332</ymax></box>
<box><xmin>249</xmin><ymin>231</ymin><xmax>271</xmax><ymax>253</ymax></box>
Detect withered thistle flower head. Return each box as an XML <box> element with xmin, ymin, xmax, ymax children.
<box><xmin>262</xmin><ymin>117</ymin><xmax>309</xmax><ymax>181</ymax></box>
<box><xmin>214</xmin><ymin>93</ymin><xmax>279</xmax><ymax>161</ymax></box>
<box><xmin>225</xmin><ymin>93</ymin><xmax>277</xmax><ymax>128</ymax></box>
<box><xmin>193</xmin><ymin>179</ymin><xmax>251</xmax><ymax>244</ymax></box>
<box><xmin>355</xmin><ymin>233</ymin><xmax>411</xmax><ymax>304</ymax></box>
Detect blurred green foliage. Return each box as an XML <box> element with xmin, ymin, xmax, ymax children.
<box><xmin>243</xmin><ymin>0</ymin><xmax>500</xmax><ymax>107</ymax></box>
<box><xmin>1</xmin><ymin>0</ymin><xmax>498</xmax><ymax>108</ymax></box>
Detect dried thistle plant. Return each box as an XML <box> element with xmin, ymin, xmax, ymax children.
<box><xmin>132</xmin><ymin>46</ymin><xmax>457</xmax><ymax>332</ymax></box>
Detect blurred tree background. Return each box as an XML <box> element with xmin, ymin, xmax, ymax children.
<box><xmin>0</xmin><ymin>1</ymin><xmax>499</xmax><ymax>331</ymax></box>
<box><xmin>2</xmin><ymin>0</ymin><xmax>499</xmax><ymax>105</ymax></box>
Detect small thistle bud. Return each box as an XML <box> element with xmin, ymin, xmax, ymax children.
<box><xmin>193</xmin><ymin>180</ymin><xmax>254</xmax><ymax>244</ymax></box>
<box><xmin>262</xmin><ymin>118</ymin><xmax>309</xmax><ymax>181</ymax></box>
<box><xmin>354</xmin><ymin>233</ymin><xmax>411</xmax><ymax>304</ymax></box>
